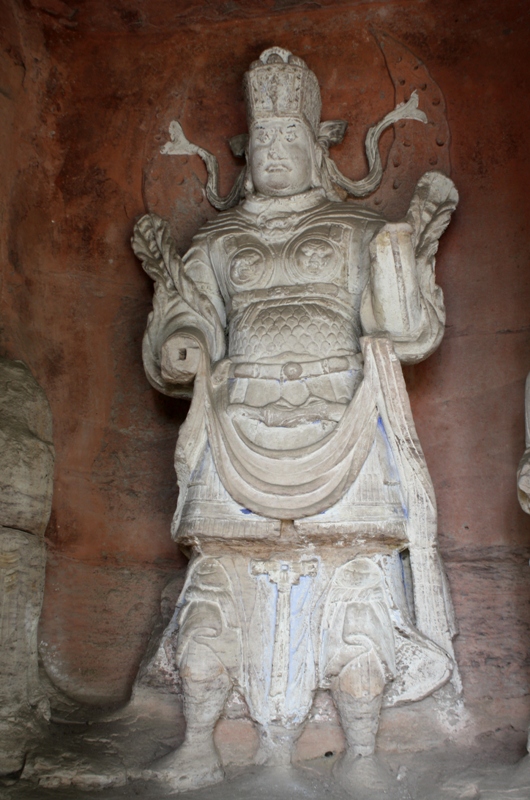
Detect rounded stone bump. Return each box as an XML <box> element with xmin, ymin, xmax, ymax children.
<box><xmin>282</xmin><ymin>362</ymin><xmax>303</xmax><ymax>380</ymax></box>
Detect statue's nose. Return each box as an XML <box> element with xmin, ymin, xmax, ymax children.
<box><xmin>267</xmin><ymin>133</ymin><xmax>286</xmax><ymax>159</ymax></box>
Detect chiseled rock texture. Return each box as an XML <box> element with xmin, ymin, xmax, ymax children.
<box><xmin>0</xmin><ymin>358</ymin><xmax>54</xmax><ymax>774</ymax></box>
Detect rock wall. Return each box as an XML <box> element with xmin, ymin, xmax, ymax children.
<box><xmin>0</xmin><ymin>357</ymin><xmax>54</xmax><ymax>773</ymax></box>
<box><xmin>0</xmin><ymin>0</ymin><xmax>529</xmax><ymax>754</ymax></box>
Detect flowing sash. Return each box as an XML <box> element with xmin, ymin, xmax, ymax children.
<box><xmin>172</xmin><ymin>330</ymin><xmax>378</xmax><ymax>522</ymax></box>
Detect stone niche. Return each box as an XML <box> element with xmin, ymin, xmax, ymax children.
<box><xmin>1</xmin><ymin>0</ymin><xmax>530</xmax><ymax>798</ymax></box>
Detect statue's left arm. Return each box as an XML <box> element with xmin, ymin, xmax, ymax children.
<box><xmin>360</xmin><ymin>171</ymin><xmax>459</xmax><ymax>364</ymax></box>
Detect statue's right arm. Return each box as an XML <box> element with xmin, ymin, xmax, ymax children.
<box><xmin>158</xmin><ymin>241</ymin><xmax>227</xmax><ymax>385</ymax></box>
<box><xmin>132</xmin><ymin>214</ymin><xmax>226</xmax><ymax>397</ymax></box>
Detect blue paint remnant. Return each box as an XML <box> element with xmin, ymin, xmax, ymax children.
<box><xmin>240</xmin><ymin>508</ymin><xmax>252</xmax><ymax>514</ymax></box>
<box><xmin>377</xmin><ymin>416</ymin><xmax>391</xmax><ymax>443</ymax></box>
<box><xmin>286</xmin><ymin>574</ymin><xmax>315</xmax><ymax>721</ymax></box>
<box><xmin>266</xmin><ymin>579</ymin><xmax>278</xmax><ymax>698</ymax></box>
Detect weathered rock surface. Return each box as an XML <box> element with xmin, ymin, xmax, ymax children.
<box><xmin>0</xmin><ymin>358</ymin><xmax>54</xmax><ymax>775</ymax></box>
<box><xmin>0</xmin><ymin>358</ymin><xmax>54</xmax><ymax>536</ymax></box>
<box><xmin>1</xmin><ymin>690</ymin><xmax>527</xmax><ymax>800</ymax></box>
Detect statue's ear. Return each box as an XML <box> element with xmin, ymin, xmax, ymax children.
<box><xmin>318</xmin><ymin>120</ymin><xmax>348</xmax><ymax>148</ymax></box>
<box><xmin>229</xmin><ymin>133</ymin><xmax>248</xmax><ymax>158</ymax></box>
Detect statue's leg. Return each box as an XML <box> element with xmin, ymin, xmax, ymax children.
<box><xmin>332</xmin><ymin>649</ymin><xmax>385</xmax><ymax>757</ymax></box>
<box><xmin>147</xmin><ymin>599</ymin><xmax>234</xmax><ymax>792</ymax></box>
<box><xmin>332</xmin><ymin>651</ymin><xmax>410</xmax><ymax>799</ymax></box>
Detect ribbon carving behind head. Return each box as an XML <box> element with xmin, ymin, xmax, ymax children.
<box><xmin>161</xmin><ymin>121</ymin><xmax>246</xmax><ymax>211</ymax></box>
<box><xmin>321</xmin><ymin>92</ymin><xmax>427</xmax><ymax>197</ymax></box>
<box><xmin>161</xmin><ymin>92</ymin><xmax>427</xmax><ymax>210</ymax></box>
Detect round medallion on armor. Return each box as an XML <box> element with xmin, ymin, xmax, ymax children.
<box><xmin>282</xmin><ymin>361</ymin><xmax>303</xmax><ymax>380</ymax></box>
<box><xmin>229</xmin><ymin>244</ymin><xmax>271</xmax><ymax>290</ymax></box>
<box><xmin>286</xmin><ymin>234</ymin><xmax>342</xmax><ymax>283</ymax></box>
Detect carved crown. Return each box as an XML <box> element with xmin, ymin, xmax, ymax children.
<box><xmin>243</xmin><ymin>47</ymin><xmax>322</xmax><ymax>134</ymax></box>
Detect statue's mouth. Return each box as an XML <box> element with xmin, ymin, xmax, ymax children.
<box><xmin>265</xmin><ymin>163</ymin><xmax>291</xmax><ymax>173</ymax></box>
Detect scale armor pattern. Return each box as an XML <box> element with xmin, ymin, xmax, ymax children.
<box><xmin>229</xmin><ymin>301</ymin><xmax>356</xmax><ymax>361</ymax></box>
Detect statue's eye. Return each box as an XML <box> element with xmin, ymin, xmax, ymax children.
<box><xmin>284</xmin><ymin>128</ymin><xmax>297</xmax><ymax>142</ymax></box>
<box><xmin>256</xmin><ymin>129</ymin><xmax>271</xmax><ymax>143</ymax></box>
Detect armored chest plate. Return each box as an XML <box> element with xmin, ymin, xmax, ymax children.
<box><xmin>219</xmin><ymin>222</ymin><xmax>350</xmax><ymax>295</ymax></box>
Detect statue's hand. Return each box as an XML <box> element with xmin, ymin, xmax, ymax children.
<box><xmin>161</xmin><ymin>333</ymin><xmax>202</xmax><ymax>384</ymax></box>
<box><xmin>518</xmin><ymin>450</ymin><xmax>530</xmax><ymax>501</ymax></box>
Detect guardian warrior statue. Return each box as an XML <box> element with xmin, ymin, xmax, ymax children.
<box><xmin>132</xmin><ymin>46</ymin><xmax>460</xmax><ymax>797</ymax></box>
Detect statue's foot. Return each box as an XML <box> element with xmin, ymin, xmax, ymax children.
<box><xmin>142</xmin><ymin>739</ymin><xmax>224</xmax><ymax>793</ymax></box>
<box><xmin>333</xmin><ymin>752</ymin><xmax>411</xmax><ymax>800</ymax></box>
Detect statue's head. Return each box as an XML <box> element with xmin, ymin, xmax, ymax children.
<box><xmin>243</xmin><ymin>47</ymin><xmax>325</xmax><ymax>197</ymax></box>
<box><xmin>161</xmin><ymin>45</ymin><xmax>426</xmax><ymax>209</ymax></box>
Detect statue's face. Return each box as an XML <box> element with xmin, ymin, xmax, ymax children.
<box><xmin>249</xmin><ymin>117</ymin><xmax>316</xmax><ymax>197</ymax></box>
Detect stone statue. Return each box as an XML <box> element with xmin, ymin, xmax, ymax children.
<box><xmin>132</xmin><ymin>47</ymin><xmax>460</xmax><ymax>797</ymax></box>
<box><xmin>0</xmin><ymin>357</ymin><xmax>54</xmax><ymax>775</ymax></box>
<box><xmin>518</xmin><ymin>373</ymin><xmax>530</xmax><ymax>516</ymax></box>
<box><xmin>517</xmin><ymin>373</ymin><xmax>530</xmax><ymax>763</ymax></box>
